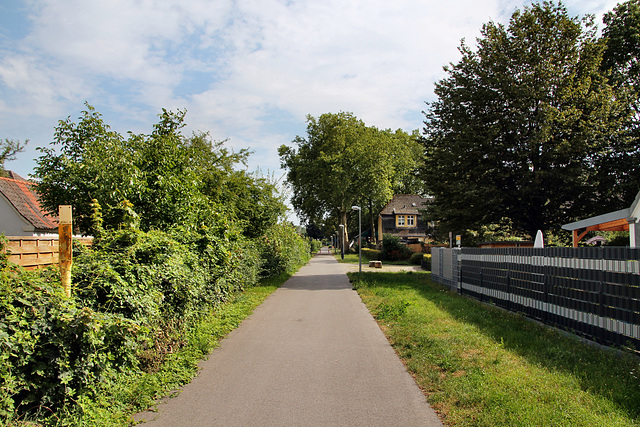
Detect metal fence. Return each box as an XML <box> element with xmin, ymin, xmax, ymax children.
<box><xmin>431</xmin><ymin>247</ymin><xmax>640</xmax><ymax>351</ymax></box>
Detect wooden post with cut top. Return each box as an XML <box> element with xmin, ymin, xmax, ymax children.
<box><xmin>59</xmin><ymin>205</ymin><xmax>73</xmax><ymax>297</ymax></box>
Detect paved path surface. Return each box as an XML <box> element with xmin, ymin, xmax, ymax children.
<box><xmin>135</xmin><ymin>252</ymin><xmax>442</xmax><ymax>426</ymax></box>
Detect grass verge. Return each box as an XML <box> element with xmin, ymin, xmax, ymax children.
<box><xmin>73</xmin><ymin>273</ymin><xmax>293</xmax><ymax>426</ymax></box>
<box><xmin>334</xmin><ymin>251</ymin><xmax>411</xmax><ymax>265</ymax></box>
<box><xmin>350</xmin><ymin>271</ymin><xmax>640</xmax><ymax>426</ymax></box>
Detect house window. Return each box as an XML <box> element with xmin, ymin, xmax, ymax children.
<box><xmin>396</xmin><ymin>214</ymin><xmax>416</xmax><ymax>227</ymax></box>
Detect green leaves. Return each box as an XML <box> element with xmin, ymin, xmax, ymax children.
<box><xmin>423</xmin><ymin>2</ymin><xmax>627</xmax><ymax>237</ymax></box>
<box><xmin>34</xmin><ymin>104</ymin><xmax>281</xmax><ymax>237</ymax></box>
<box><xmin>0</xmin><ymin>139</ymin><xmax>27</xmax><ymax>171</ymax></box>
<box><xmin>280</xmin><ymin>112</ymin><xmax>422</xmax><ymax>238</ymax></box>
<box><xmin>0</xmin><ymin>269</ymin><xmax>142</xmax><ymax>422</ymax></box>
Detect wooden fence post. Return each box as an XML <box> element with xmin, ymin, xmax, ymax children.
<box><xmin>58</xmin><ymin>205</ymin><xmax>73</xmax><ymax>298</ymax></box>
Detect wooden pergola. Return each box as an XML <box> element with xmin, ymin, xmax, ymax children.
<box><xmin>561</xmin><ymin>191</ymin><xmax>640</xmax><ymax>247</ymax></box>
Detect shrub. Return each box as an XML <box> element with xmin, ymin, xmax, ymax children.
<box><xmin>362</xmin><ymin>248</ymin><xmax>381</xmax><ymax>261</ymax></box>
<box><xmin>310</xmin><ymin>239</ymin><xmax>322</xmax><ymax>254</ymax></box>
<box><xmin>410</xmin><ymin>252</ymin><xmax>424</xmax><ymax>265</ymax></box>
<box><xmin>0</xmin><ymin>215</ymin><xmax>311</xmax><ymax>424</ymax></box>
<box><xmin>0</xmin><ymin>266</ymin><xmax>142</xmax><ymax>423</ymax></box>
<box><xmin>259</xmin><ymin>223</ymin><xmax>311</xmax><ymax>278</ymax></box>
<box><xmin>381</xmin><ymin>234</ymin><xmax>413</xmax><ymax>261</ymax></box>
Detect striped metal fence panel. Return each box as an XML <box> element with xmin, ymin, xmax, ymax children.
<box><xmin>431</xmin><ymin>247</ymin><xmax>640</xmax><ymax>351</ymax></box>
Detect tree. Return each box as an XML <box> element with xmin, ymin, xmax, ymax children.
<box><xmin>279</xmin><ymin>112</ymin><xmax>421</xmax><ymax>244</ymax></box>
<box><xmin>0</xmin><ymin>139</ymin><xmax>27</xmax><ymax>172</ymax></box>
<box><xmin>35</xmin><ymin>105</ymin><xmax>269</xmax><ymax>235</ymax></box>
<box><xmin>598</xmin><ymin>0</ymin><xmax>640</xmax><ymax>207</ymax></box>
<box><xmin>421</xmin><ymin>2</ymin><xmax>625</xmax><ymax>237</ymax></box>
<box><xmin>187</xmin><ymin>131</ymin><xmax>287</xmax><ymax>239</ymax></box>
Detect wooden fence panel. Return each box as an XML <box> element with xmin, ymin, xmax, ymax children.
<box><xmin>3</xmin><ymin>236</ymin><xmax>93</xmax><ymax>270</ymax></box>
<box><xmin>4</xmin><ymin>236</ymin><xmax>59</xmax><ymax>270</ymax></box>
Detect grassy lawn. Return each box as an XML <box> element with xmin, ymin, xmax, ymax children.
<box><xmin>350</xmin><ymin>271</ymin><xmax>640</xmax><ymax>426</ymax></box>
<box><xmin>333</xmin><ymin>248</ymin><xmax>413</xmax><ymax>265</ymax></box>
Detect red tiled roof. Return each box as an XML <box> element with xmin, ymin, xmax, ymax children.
<box><xmin>0</xmin><ymin>174</ymin><xmax>58</xmax><ymax>231</ymax></box>
<box><xmin>380</xmin><ymin>194</ymin><xmax>430</xmax><ymax>215</ymax></box>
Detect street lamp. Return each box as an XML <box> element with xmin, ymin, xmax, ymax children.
<box><xmin>339</xmin><ymin>224</ymin><xmax>344</xmax><ymax>260</ymax></box>
<box><xmin>352</xmin><ymin>206</ymin><xmax>362</xmax><ymax>275</ymax></box>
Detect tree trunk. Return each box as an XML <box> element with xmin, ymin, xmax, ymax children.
<box><xmin>368</xmin><ymin>198</ymin><xmax>375</xmax><ymax>246</ymax></box>
<box><xmin>341</xmin><ymin>210</ymin><xmax>349</xmax><ymax>248</ymax></box>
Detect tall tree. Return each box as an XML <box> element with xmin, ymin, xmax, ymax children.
<box><xmin>279</xmin><ymin>112</ymin><xmax>421</xmax><ymax>243</ymax></box>
<box><xmin>598</xmin><ymin>0</ymin><xmax>640</xmax><ymax>206</ymax></box>
<box><xmin>421</xmin><ymin>2</ymin><xmax>624</xmax><ymax>237</ymax></box>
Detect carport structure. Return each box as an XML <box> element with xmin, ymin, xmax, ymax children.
<box><xmin>562</xmin><ymin>191</ymin><xmax>640</xmax><ymax>247</ymax></box>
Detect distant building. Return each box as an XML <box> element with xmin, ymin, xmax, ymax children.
<box><xmin>377</xmin><ymin>194</ymin><xmax>431</xmax><ymax>246</ymax></box>
<box><xmin>0</xmin><ymin>172</ymin><xmax>58</xmax><ymax>236</ymax></box>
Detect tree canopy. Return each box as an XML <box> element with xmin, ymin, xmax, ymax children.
<box><xmin>598</xmin><ymin>0</ymin><xmax>640</xmax><ymax>207</ymax></box>
<box><xmin>421</xmin><ymin>1</ymin><xmax>628</xmax><ymax>238</ymax></box>
<box><xmin>279</xmin><ymin>112</ymin><xmax>421</xmax><ymax>241</ymax></box>
<box><xmin>35</xmin><ymin>104</ymin><xmax>285</xmax><ymax>236</ymax></box>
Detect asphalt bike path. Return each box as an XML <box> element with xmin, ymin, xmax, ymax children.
<box><xmin>136</xmin><ymin>251</ymin><xmax>442</xmax><ymax>426</ymax></box>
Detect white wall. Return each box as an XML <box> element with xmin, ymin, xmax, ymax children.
<box><xmin>0</xmin><ymin>194</ymin><xmax>33</xmax><ymax>236</ymax></box>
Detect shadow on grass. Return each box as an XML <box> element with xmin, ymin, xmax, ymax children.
<box><xmin>352</xmin><ymin>271</ymin><xmax>640</xmax><ymax>420</ymax></box>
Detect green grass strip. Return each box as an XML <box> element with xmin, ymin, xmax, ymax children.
<box><xmin>334</xmin><ymin>252</ymin><xmax>411</xmax><ymax>265</ymax></box>
<box><xmin>351</xmin><ymin>271</ymin><xmax>640</xmax><ymax>427</ymax></box>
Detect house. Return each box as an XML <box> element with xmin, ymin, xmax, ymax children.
<box><xmin>0</xmin><ymin>172</ymin><xmax>58</xmax><ymax>236</ymax></box>
<box><xmin>561</xmin><ymin>190</ymin><xmax>640</xmax><ymax>247</ymax></box>
<box><xmin>377</xmin><ymin>194</ymin><xmax>430</xmax><ymax>247</ymax></box>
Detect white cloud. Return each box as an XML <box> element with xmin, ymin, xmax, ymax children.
<box><xmin>0</xmin><ymin>0</ymin><xmax>625</xmax><ymax>185</ymax></box>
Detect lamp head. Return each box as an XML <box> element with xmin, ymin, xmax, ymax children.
<box><xmin>351</xmin><ymin>206</ymin><xmax>361</xmax><ymax>211</ymax></box>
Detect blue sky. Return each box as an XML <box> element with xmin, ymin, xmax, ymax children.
<box><xmin>0</xmin><ymin>0</ymin><xmax>621</xmax><ymax>216</ymax></box>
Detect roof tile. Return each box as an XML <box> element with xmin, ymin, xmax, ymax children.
<box><xmin>0</xmin><ymin>175</ymin><xmax>58</xmax><ymax>231</ymax></box>
<box><xmin>380</xmin><ymin>194</ymin><xmax>430</xmax><ymax>215</ymax></box>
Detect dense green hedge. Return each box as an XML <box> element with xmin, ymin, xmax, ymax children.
<box><xmin>309</xmin><ymin>239</ymin><xmax>322</xmax><ymax>254</ymax></box>
<box><xmin>0</xmin><ymin>223</ymin><xmax>310</xmax><ymax>425</ymax></box>
<box><xmin>259</xmin><ymin>223</ymin><xmax>311</xmax><ymax>278</ymax></box>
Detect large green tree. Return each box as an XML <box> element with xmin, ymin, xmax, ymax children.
<box><xmin>279</xmin><ymin>112</ymin><xmax>421</xmax><ymax>243</ymax></box>
<box><xmin>421</xmin><ymin>2</ymin><xmax>625</xmax><ymax>237</ymax></box>
<box><xmin>598</xmin><ymin>0</ymin><xmax>640</xmax><ymax>206</ymax></box>
<box><xmin>35</xmin><ymin>105</ymin><xmax>284</xmax><ymax>236</ymax></box>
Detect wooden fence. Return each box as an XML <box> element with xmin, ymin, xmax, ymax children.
<box><xmin>431</xmin><ymin>247</ymin><xmax>640</xmax><ymax>352</ymax></box>
<box><xmin>3</xmin><ymin>236</ymin><xmax>92</xmax><ymax>270</ymax></box>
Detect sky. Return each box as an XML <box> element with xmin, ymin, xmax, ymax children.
<box><xmin>0</xmin><ymin>0</ymin><xmax>621</xmax><ymax>215</ymax></box>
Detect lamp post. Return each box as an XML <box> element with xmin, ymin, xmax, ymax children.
<box><xmin>339</xmin><ymin>224</ymin><xmax>344</xmax><ymax>260</ymax></box>
<box><xmin>352</xmin><ymin>206</ymin><xmax>362</xmax><ymax>275</ymax></box>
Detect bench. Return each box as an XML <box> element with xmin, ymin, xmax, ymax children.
<box><xmin>369</xmin><ymin>260</ymin><xmax>383</xmax><ymax>268</ymax></box>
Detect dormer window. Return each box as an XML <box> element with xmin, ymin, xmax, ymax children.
<box><xmin>396</xmin><ymin>214</ymin><xmax>416</xmax><ymax>227</ymax></box>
